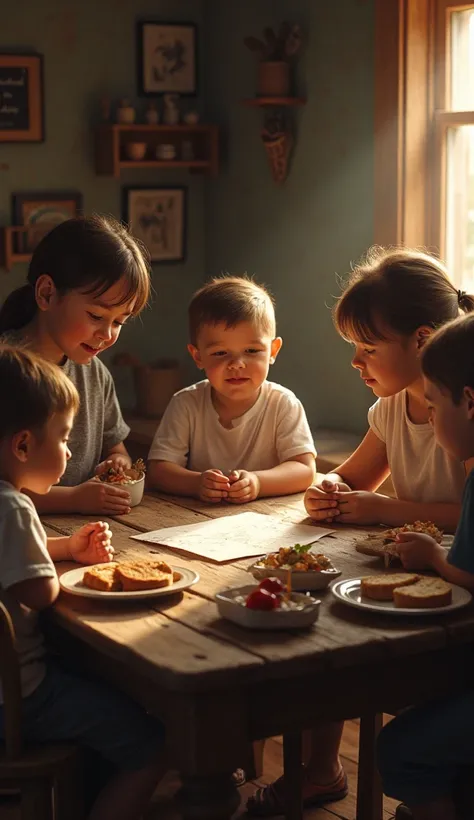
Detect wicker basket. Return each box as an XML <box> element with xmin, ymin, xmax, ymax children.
<box><xmin>261</xmin><ymin>131</ymin><xmax>293</xmax><ymax>184</ymax></box>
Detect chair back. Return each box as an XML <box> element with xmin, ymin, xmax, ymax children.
<box><xmin>0</xmin><ymin>600</ymin><xmax>22</xmax><ymax>757</ymax></box>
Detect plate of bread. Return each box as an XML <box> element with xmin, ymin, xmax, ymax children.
<box><xmin>331</xmin><ymin>573</ymin><xmax>472</xmax><ymax>614</ymax></box>
<box><xmin>59</xmin><ymin>558</ymin><xmax>199</xmax><ymax>600</ymax></box>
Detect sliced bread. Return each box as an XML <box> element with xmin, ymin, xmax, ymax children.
<box><xmin>360</xmin><ymin>573</ymin><xmax>421</xmax><ymax>601</ymax></box>
<box><xmin>116</xmin><ymin>560</ymin><xmax>174</xmax><ymax>591</ymax></box>
<box><xmin>393</xmin><ymin>577</ymin><xmax>452</xmax><ymax>609</ymax></box>
<box><xmin>83</xmin><ymin>562</ymin><xmax>120</xmax><ymax>592</ymax></box>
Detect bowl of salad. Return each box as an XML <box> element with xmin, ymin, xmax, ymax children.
<box><xmin>95</xmin><ymin>459</ymin><xmax>145</xmax><ymax>507</ymax></box>
<box><xmin>248</xmin><ymin>543</ymin><xmax>341</xmax><ymax>591</ymax></box>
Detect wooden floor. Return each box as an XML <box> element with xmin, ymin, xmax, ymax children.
<box><xmin>0</xmin><ymin>719</ymin><xmax>399</xmax><ymax>819</ymax></box>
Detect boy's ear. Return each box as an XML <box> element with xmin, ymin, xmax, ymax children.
<box><xmin>269</xmin><ymin>337</ymin><xmax>283</xmax><ymax>364</ymax></box>
<box><xmin>464</xmin><ymin>386</ymin><xmax>474</xmax><ymax>419</ymax></box>
<box><xmin>11</xmin><ymin>430</ymin><xmax>32</xmax><ymax>462</ymax></box>
<box><xmin>415</xmin><ymin>325</ymin><xmax>433</xmax><ymax>351</ymax></box>
<box><xmin>187</xmin><ymin>343</ymin><xmax>204</xmax><ymax>370</ymax></box>
<box><xmin>35</xmin><ymin>274</ymin><xmax>57</xmax><ymax>311</ymax></box>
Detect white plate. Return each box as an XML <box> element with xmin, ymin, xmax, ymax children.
<box><xmin>59</xmin><ymin>565</ymin><xmax>199</xmax><ymax>600</ymax></box>
<box><xmin>215</xmin><ymin>584</ymin><xmax>321</xmax><ymax>629</ymax></box>
<box><xmin>248</xmin><ymin>561</ymin><xmax>341</xmax><ymax>591</ymax></box>
<box><xmin>331</xmin><ymin>577</ymin><xmax>472</xmax><ymax>615</ymax></box>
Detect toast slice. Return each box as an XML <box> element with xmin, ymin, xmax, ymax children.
<box><xmin>393</xmin><ymin>577</ymin><xmax>452</xmax><ymax>609</ymax></box>
<box><xmin>83</xmin><ymin>562</ymin><xmax>120</xmax><ymax>592</ymax></box>
<box><xmin>116</xmin><ymin>559</ymin><xmax>174</xmax><ymax>591</ymax></box>
<box><xmin>360</xmin><ymin>573</ymin><xmax>420</xmax><ymax>601</ymax></box>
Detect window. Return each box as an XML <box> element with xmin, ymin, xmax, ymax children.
<box><xmin>375</xmin><ymin>0</ymin><xmax>474</xmax><ymax>292</ymax></box>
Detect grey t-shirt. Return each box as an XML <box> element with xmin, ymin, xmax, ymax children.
<box><xmin>0</xmin><ymin>332</ymin><xmax>130</xmax><ymax>485</ymax></box>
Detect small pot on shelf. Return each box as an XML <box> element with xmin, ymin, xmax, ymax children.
<box><xmin>257</xmin><ymin>61</ymin><xmax>290</xmax><ymax>96</ymax></box>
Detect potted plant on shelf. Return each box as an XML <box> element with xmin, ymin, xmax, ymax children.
<box><xmin>244</xmin><ymin>22</ymin><xmax>302</xmax><ymax>97</ymax></box>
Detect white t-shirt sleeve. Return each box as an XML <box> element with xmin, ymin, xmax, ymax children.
<box><xmin>0</xmin><ymin>507</ymin><xmax>56</xmax><ymax>590</ymax></box>
<box><xmin>367</xmin><ymin>399</ymin><xmax>386</xmax><ymax>443</ymax></box>
<box><xmin>275</xmin><ymin>393</ymin><xmax>316</xmax><ymax>463</ymax></box>
<box><xmin>148</xmin><ymin>393</ymin><xmax>191</xmax><ymax>467</ymax></box>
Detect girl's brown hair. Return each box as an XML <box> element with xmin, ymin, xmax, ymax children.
<box><xmin>333</xmin><ymin>247</ymin><xmax>474</xmax><ymax>344</ymax></box>
<box><xmin>0</xmin><ymin>215</ymin><xmax>150</xmax><ymax>334</ymax></box>
<box><xmin>422</xmin><ymin>314</ymin><xmax>474</xmax><ymax>403</ymax></box>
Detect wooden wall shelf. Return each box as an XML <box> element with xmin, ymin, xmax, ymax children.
<box><xmin>95</xmin><ymin>124</ymin><xmax>219</xmax><ymax>178</ymax></box>
<box><xmin>242</xmin><ymin>97</ymin><xmax>306</xmax><ymax>107</ymax></box>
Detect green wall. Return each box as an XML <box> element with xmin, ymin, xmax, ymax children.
<box><xmin>204</xmin><ymin>0</ymin><xmax>375</xmax><ymax>433</ymax></box>
<box><xmin>0</xmin><ymin>0</ymin><xmax>206</xmax><ymax>397</ymax></box>
<box><xmin>1</xmin><ymin>0</ymin><xmax>376</xmax><ymax>433</ymax></box>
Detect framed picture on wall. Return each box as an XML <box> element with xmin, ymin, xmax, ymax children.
<box><xmin>137</xmin><ymin>22</ymin><xmax>197</xmax><ymax>95</ymax></box>
<box><xmin>12</xmin><ymin>190</ymin><xmax>83</xmax><ymax>252</ymax></box>
<box><xmin>0</xmin><ymin>54</ymin><xmax>44</xmax><ymax>142</ymax></box>
<box><xmin>123</xmin><ymin>186</ymin><xmax>186</xmax><ymax>263</ymax></box>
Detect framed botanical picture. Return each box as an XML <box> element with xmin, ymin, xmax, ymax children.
<box><xmin>123</xmin><ymin>186</ymin><xmax>186</xmax><ymax>263</ymax></box>
<box><xmin>12</xmin><ymin>190</ymin><xmax>83</xmax><ymax>252</ymax></box>
<box><xmin>0</xmin><ymin>54</ymin><xmax>44</xmax><ymax>142</ymax></box>
<box><xmin>137</xmin><ymin>22</ymin><xmax>197</xmax><ymax>95</ymax></box>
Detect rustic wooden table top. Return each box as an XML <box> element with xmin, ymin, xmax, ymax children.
<box><xmin>42</xmin><ymin>491</ymin><xmax>474</xmax><ymax>820</ymax></box>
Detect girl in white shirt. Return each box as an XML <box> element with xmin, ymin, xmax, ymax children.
<box><xmin>304</xmin><ymin>247</ymin><xmax>474</xmax><ymax>531</ymax></box>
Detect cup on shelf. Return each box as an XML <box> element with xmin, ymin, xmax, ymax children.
<box><xmin>126</xmin><ymin>142</ymin><xmax>147</xmax><ymax>161</ymax></box>
<box><xmin>156</xmin><ymin>143</ymin><xmax>176</xmax><ymax>160</ymax></box>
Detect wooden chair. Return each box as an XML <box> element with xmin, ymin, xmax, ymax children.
<box><xmin>0</xmin><ymin>601</ymin><xmax>84</xmax><ymax>820</ymax></box>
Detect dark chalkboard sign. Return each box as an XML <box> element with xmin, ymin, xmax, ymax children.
<box><xmin>0</xmin><ymin>55</ymin><xmax>43</xmax><ymax>142</ymax></box>
<box><xmin>0</xmin><ymin>67</ymin><xmax>29</xmax><ymax>131</ymax></box>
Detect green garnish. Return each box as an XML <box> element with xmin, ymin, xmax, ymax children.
<box><xmin>292</xmin><ymin>542</ymin><xmax>313</xmax><ymax>555</ymax></box>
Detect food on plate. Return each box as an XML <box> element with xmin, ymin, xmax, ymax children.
<box><xmin>82</xmin><ymin>557</ymin><xmax>179</xmax><ymax>593</ymax></box>
<box><xmin>258</xmin><ymin>577</ymin><xmax>285</xmax><ymax>595</ymax></box>
<box><xmin>393</xmin><ymin>577</ymin><xmax>452</xmax><ymax>609</ymax></box>
<box><xmin>256</xmin><ymin>544</ymin><xmax>335</xmax><ymax>572</ymax></box>
<box><xmin>116</xmin><ymin>559</ymin><xmax>174</xmax><ymax>591</ymax></box>
<box><xmin>360</xmin><ymin>573</ymin><xmax>421</xmax><ymax>601</ymax></box>
<box><xmin>355</xmin><ymin>521</ymin><xmax>443</xmax><ymax>565</ymax></box>
<box><xmin>242</xmin><ymin>576</ymin><xmax>309</xmax><ymax>611</ymax></box>
<box><xmin>83</xmin><ymin>562</ymin><xmax>121</xmax><ymax>592</ymax></box>
<box><xmin>97</xmin><ymin>458</ymin><xmax>146</xmax><ymax>485</ymax></box>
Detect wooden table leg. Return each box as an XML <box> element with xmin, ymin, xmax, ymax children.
<box><xmin>357</xmin><ymin>712</ymin><xmax>383</xmax><ymax>820</ymax></box>
<box><xmin>178</xmin><ymin>773</ymin><xmax>240</xmax><ymax>819</ymax></box>
<box><xmin>283</xmin><ymin>732</ymin><xmax>303</xmax><ymax>820</ymax></box>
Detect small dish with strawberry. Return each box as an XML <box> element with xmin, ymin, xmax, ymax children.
<box><xmin>215</xmin><ymin>576</ymin><xmax>321</xmax><ymax>630</ymax></box>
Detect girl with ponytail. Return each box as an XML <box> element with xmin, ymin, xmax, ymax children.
<box><xmin>0</xmin><ymin>215</ymin><xmax>150</xmax><ymax>515</ymax></box>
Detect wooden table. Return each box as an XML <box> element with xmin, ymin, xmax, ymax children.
<box><xmin>42</xmin><ymin>492</ymin><xmax>474</xmax><ymax>820</ymax></box>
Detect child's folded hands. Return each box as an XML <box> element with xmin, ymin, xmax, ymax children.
<box><xmin>197</xmin><ymin>468</ymin><xmax>231</xmax><ymax>503</ymax></box>
<box><xmin>227</xmin><ymin>470</ymin><xmax>260</xmax><ymax>504</ymax></box>
<box><xmin>304</xmin><ymin>479</ymin><xmax>350</xmax><ymax>521</ymax></box>
<box><xmin>68</xmin><ymin>521</ymin><xmax>114</xmax><ymax>565</ymax></box>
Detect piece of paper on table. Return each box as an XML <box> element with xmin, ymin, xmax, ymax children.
<box><xmin>130</xmin><ymin>511</ymin><xmax>335</xmax><ymax>563</ymax></box>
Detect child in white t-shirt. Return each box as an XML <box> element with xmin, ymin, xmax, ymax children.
<box><xmin>148</xmin><ymin>276</ymin><xmax>316</xmax><ymax>502</ymax></box>
<box><xmin>0</xmin><ymin>345</ymin><xmax>165</xmax><ymax>820</ymax></box>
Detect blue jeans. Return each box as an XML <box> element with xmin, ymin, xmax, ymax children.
<box><xmin>377</xmin><ymin>691</ymin><xmax>474</xmax><ymax>806</ymax></box>
<box><xmin>0</xmin><ymin>661</ymin><xmax>164</xmax><ymax>771</ymax></box>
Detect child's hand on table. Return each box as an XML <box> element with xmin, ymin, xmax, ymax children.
<box><xmin>304</xmin><ymin>479</ymin><xmax>350</xmax><ymax>521</ymax></box>
<box><xmin>227</xmin><ymin>470</ymin><xmax>260</xmax><ymax>504</ymax></box>
<box><xmin>197</xmin><ymin>469</ymin><xmax>231</xmax><ymax>503</ymax></box>
<box><xmin>332</xmin><ymin>490</ymin><xmax>392</xmax><ymax>525</ymax></box>
<box><xmin>70</xmin><ymin>480</ymin><xmax>131</xmax><ymax>516</ymax></box>
<box><xmin>69</xmin><ymin>521</ymin><xmax>114</xmax><ymax>565</ymax></box>
<box><xmin>394</xmin><ymin>531</ymin><xmax>439</xmax><ymax>570</ymax></box>
<box><xmin>95</xmin><ymin>453</ymin><xmax>131</xmax><ymax>476</ymax></box>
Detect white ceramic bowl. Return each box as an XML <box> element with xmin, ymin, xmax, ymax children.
<box><xmin>247</xmin><ymin>561</ymin><xmax>341</xmax><ymax>591</ymax></box>
<box><xmin>97</xmin><ymin>469</ymin><xmax>145</xmax><ymax>507</ymax></box>
<box><xmin>215</xmin><ymin>584</ymin><xmax>321</xmax><ymax>630</ymax></box>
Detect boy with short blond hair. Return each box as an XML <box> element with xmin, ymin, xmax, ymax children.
<box><xmin>0</xmin><ymin>345</ymin><xmax>165</xmax><ymax>820</ymax></box>
<box><xmin>148</xmin><ymin>276</ymin><xmax>316</xmax><ymax>501</ymax></box>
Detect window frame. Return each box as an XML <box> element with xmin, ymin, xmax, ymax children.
<box><xmin>375</xmin><ymin>0</ymin><xmax>474</xmax><ymax>260</ymax></box>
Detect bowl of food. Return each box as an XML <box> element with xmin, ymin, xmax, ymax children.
<box><xmin>215</xmin><ymin>577</ymin><xmax>321</xmax><ymax>629</ymax></box>
<box><xmin>95</xmin><ymin>459</ymin><xmax>145</xmax><ymax>507</ymax></box>
<box><xmin>248</xmin><ymin>544</ymin><xmax>341</xmax><ymax>590</ymax></box>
